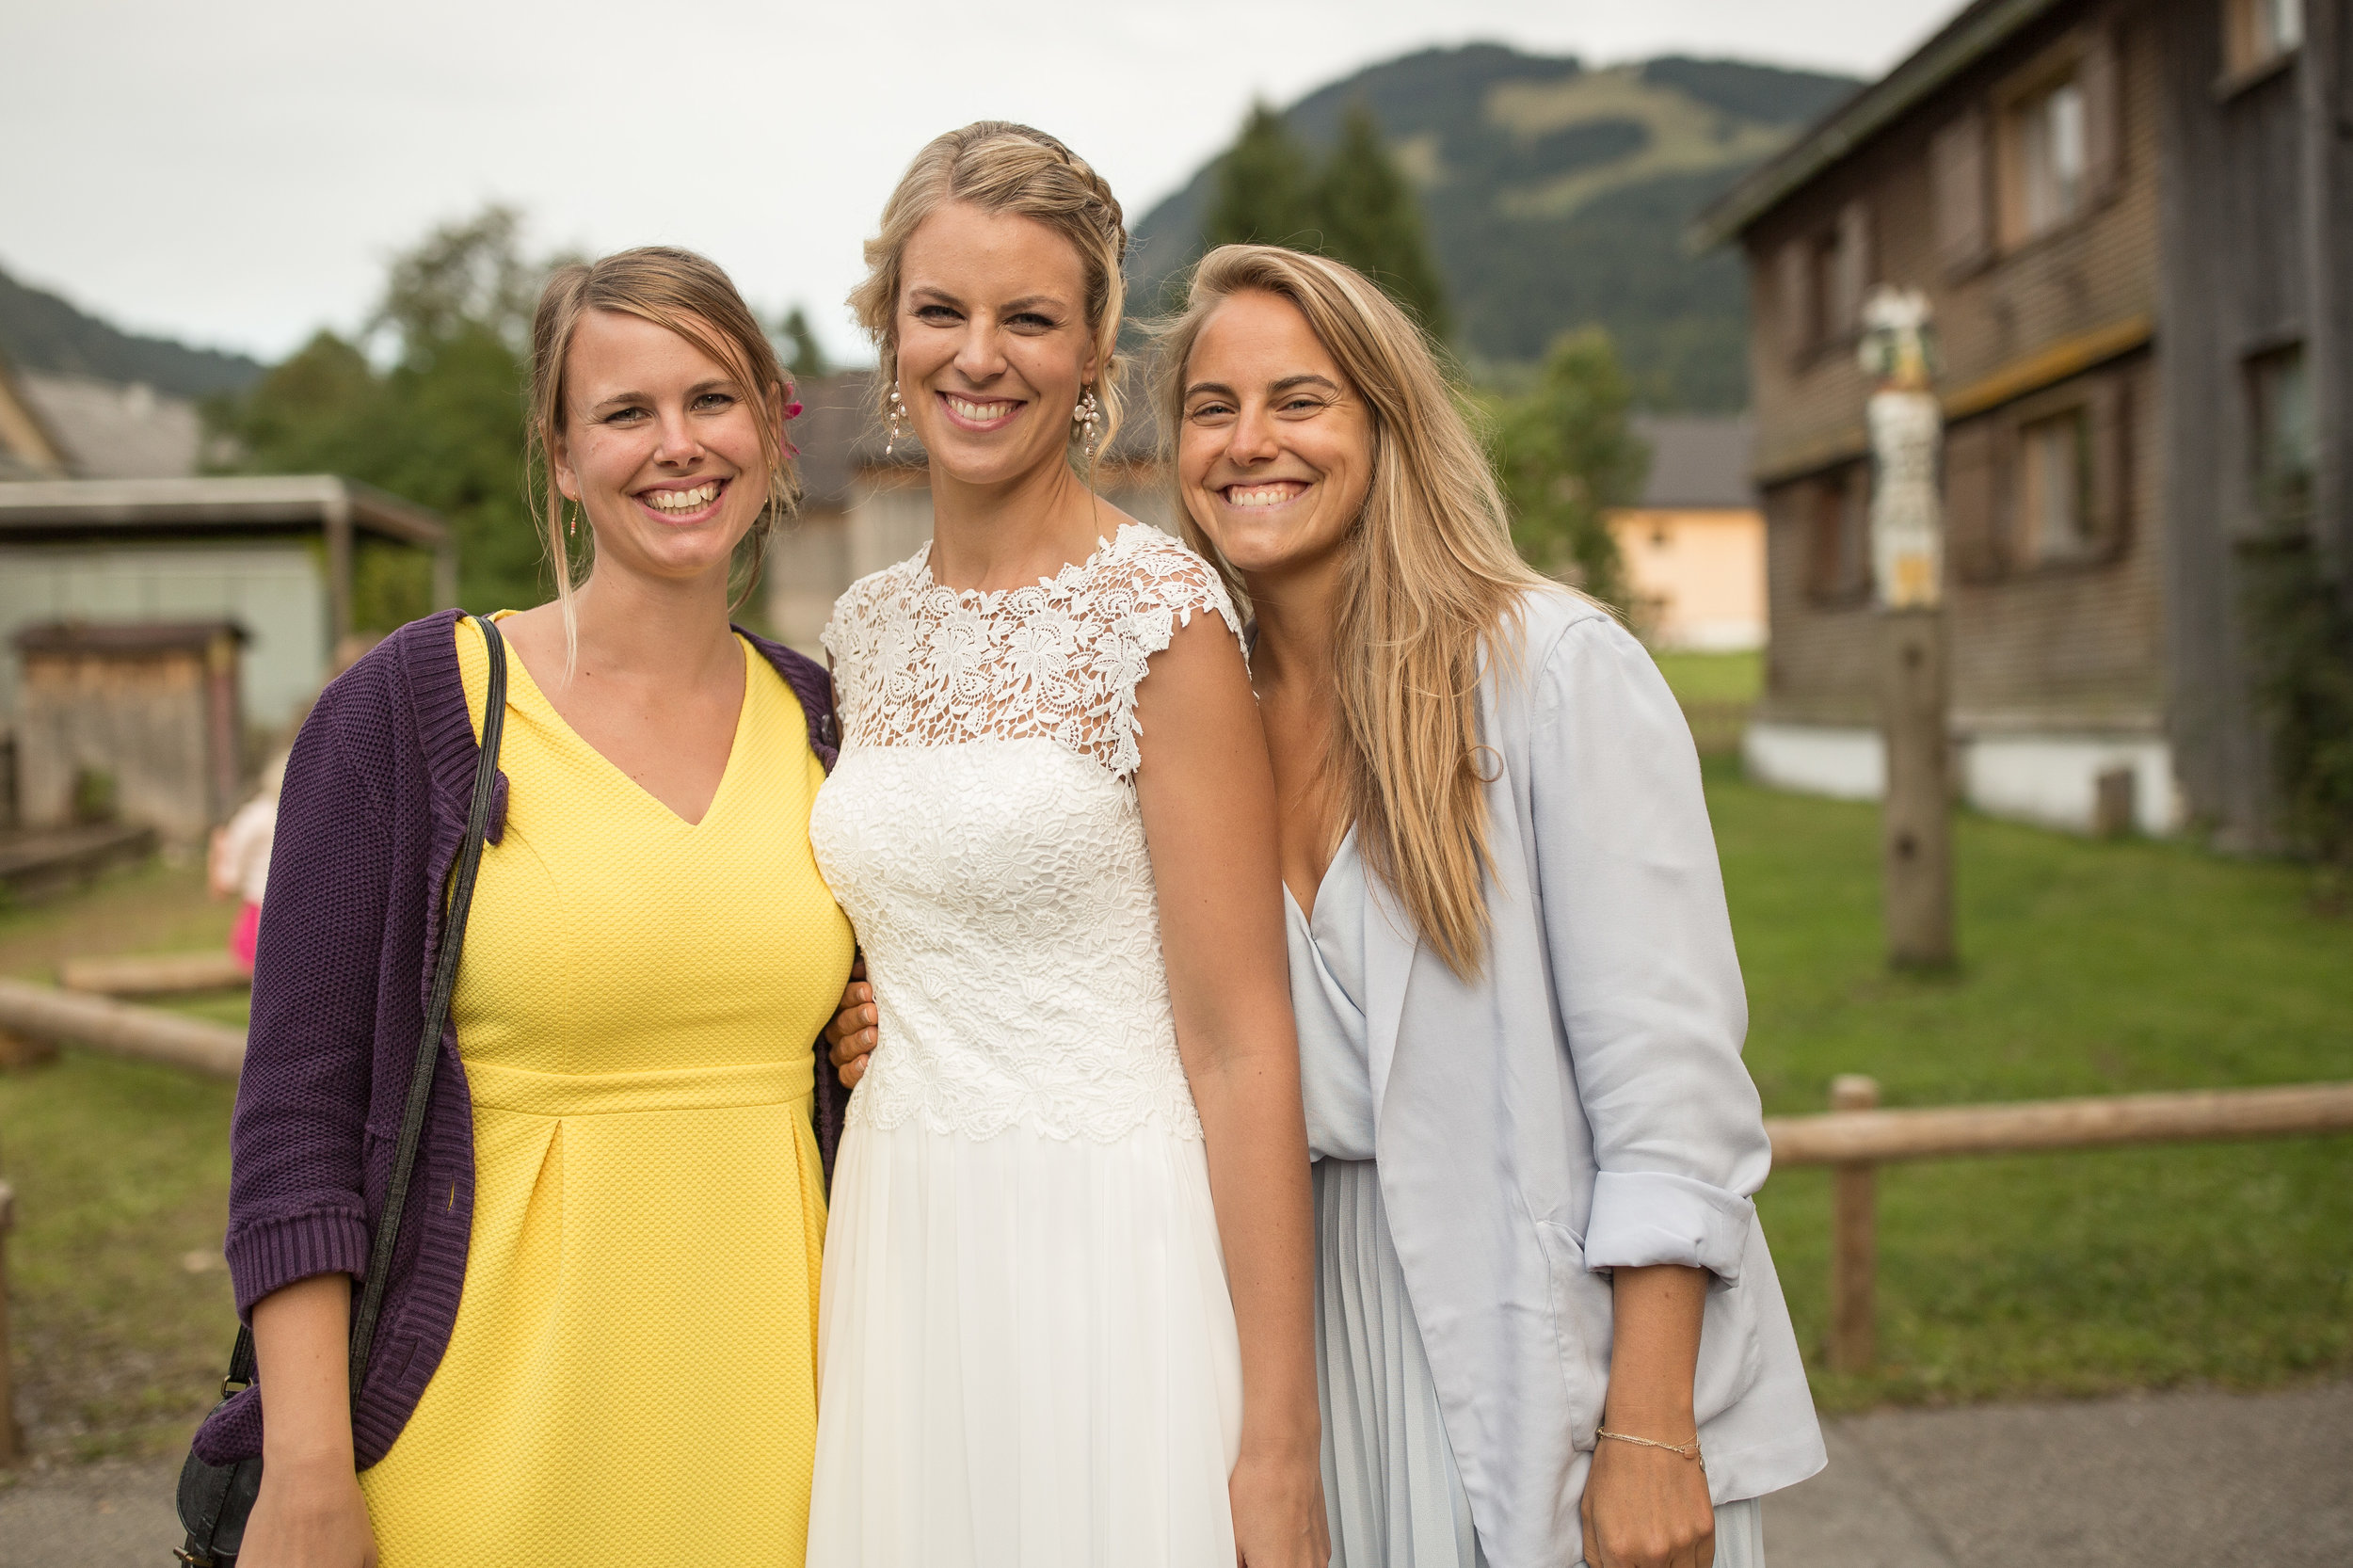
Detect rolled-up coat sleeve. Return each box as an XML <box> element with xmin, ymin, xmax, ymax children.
<box><xmin>1528</xmin><ymin>615</ymin><xmax>1770</xmax><ymax>1282</ymax></box>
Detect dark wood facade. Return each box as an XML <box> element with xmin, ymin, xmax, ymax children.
<box><xmin>1704</xmin><ymin>0</ymin><xmax>2343</xmax><ymax>844</ymax></box>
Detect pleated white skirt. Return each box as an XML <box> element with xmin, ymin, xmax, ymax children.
<box><xmin>808</xmin><ymin>1116</ymin><xmax>1244</xmax><ymax>1568</ymax></box>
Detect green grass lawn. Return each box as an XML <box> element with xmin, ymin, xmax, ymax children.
<box><xmin>0</xmin><ymin>781</ymin><xmax>2347</xmax><ymax>1464</ymax></box>
<box><xmin>1720</xmin><ymin>762</ymin><xmax>2353</xmax><ymax>1410</ymax></box>
<box><xmin>1651</xmin><ymin>648</ymin><xmax>1762</xmax><ymax>707</ymax></box>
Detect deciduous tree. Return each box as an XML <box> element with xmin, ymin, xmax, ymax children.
<box><xmin>1491</xmin><ymin>328</ymin><xmax>1649</xmax><ymax>607</ymax></box>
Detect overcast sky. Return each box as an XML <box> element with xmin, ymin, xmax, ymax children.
<box><xmin>5</xmin><ymin>0</ymin><xmax>1956</xmax><ymax>369</ymax></box>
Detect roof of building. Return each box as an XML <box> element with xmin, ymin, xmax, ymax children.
<box><xmin>1694</xmin><ymin>0</ymin><xmax>2070</xmax><ymax>246</ymax></box>
<box><xmin>1630</xmin><ymin>414</ymin><xmax>1755</xmax><ymax>508</ymax></box>
<box><xmin>0</xmin><ymin>475</ymin><xmax>449</xmax><ymax>548</ymax></box>
<box><xmin>15</xmin><ymin>619</ymin><xmax>249</xmax><ymax>657</ymax></box>
<box><xmin>0</xmin><ymin>350</ymin><xmax>72</xmax><ymax>479</ymax></box>
<box><xmin>18</xmin><ymin>372</ymin><xmax>205</xmax><ymax>479</ymax></box>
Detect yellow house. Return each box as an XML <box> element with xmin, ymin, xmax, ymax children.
<box><xmin>1607</xmin><ymin>415</ymin><xmax>1766</xmax><ymax>651</ymax></box>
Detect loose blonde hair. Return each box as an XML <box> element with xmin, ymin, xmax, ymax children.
<box><xmin>528</xmin><ymin>247</ymin><xmax>799</xmax><ymax>649</ymax></box>
<box><xmin>1154</xmin><ymin>246</ymin><xmax>1548</xmax><ymax>978</ymax></box>
<box><xmin>849</xmin><ymin>122</ymin><xmax>1129</xmax><ymax>457</ymax></box>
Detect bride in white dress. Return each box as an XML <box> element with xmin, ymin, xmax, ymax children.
<box><xmin>805</xmin><ymin>123</ymin><xmax>1326</xmax><ymax>1568</ymax></box>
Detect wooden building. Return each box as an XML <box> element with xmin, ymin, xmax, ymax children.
<box><xmin>764</xmin><ymin>373</ymin><xmax>1180</xmax><ymax>654</ymax></box>
<box><xmin>0</xmin><ymin>477</ymin><xmax>454</xmax><ymax>736</ymax></box>
<box><xmin>1700</xmin><ymin>0</ymin><xmax>2336</xmax><ymax>842</ymax></box>
<box><xmin>12</xmin><ymin>621</ymin><xmax>247</xmax><ymax>844</ymax></box>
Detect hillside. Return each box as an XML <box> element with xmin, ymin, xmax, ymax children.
<box><xmin>0</xmin><ymin>262</ymin><xmax>264</xmax><ymax>399</ymax></box>
<box><xmin>1131</xmin><ymin>45</ymin><xmax>1859</xmax><ymax>410</ymax></box>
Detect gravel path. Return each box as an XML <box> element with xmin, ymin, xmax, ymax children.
<box><xmin>2</xmin><ymin>1380</ymin><xmax>2345</xmax><ymax>1566</ymax></box>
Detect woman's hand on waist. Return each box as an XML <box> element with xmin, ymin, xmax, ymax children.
<box><xmin>824</xmin><ymin>956</ymin><xmax>877</xmax><ymax>1088</ymax></box>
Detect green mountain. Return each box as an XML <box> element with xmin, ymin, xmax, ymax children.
<box><xmin>1131</xmin><ymin>45</ymin><xmax>1859</xmax><ymax>411</ymax></box>
<box><xmin>0</xmin><ymin>262</ymin><xmax>264</xmax><ymax>398</ymax></box>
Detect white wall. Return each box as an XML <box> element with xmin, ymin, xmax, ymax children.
<box><xmin>1742</xmin><ymin>719</ymin><xmax>2183</xmax><ymax>835</ymax></box>
<box><xmin>0</xmin><ymin>543</ymin><xmax>328</xmax><ymax>730</ymax></box>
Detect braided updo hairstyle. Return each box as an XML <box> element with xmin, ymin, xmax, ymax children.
<box><xmin>849</xmin><ymin>122</ymin><xmax>1130</xmax><ymax>456</ymax></box>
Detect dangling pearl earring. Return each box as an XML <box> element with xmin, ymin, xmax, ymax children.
<box><xmin>567</xmin><ymin>504</ymin><xmax>577</xmax><ymax>538</ymax></box>
<box><xmin>885</xmin><ymin>381</ymin><xmax>908</xmax><ymax>456</ymax></box>
<box><xmin>1072</xmin><ymin>387</ymin><xmax>1100</xmax><ymax>458</ymax></box>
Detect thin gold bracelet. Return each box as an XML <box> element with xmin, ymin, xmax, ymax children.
<box><xmin>1595</xmin><ymin>1428</ymin><xmax>1705</xmax><ymax>1471</ymax></box>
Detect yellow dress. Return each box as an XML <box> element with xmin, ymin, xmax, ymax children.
<box><xmin>359</xmin><ymin>616</ymin><xmax>854</xmax><ymax>1565</ymax></box>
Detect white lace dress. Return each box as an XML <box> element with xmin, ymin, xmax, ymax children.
<box><xmin>806</xmin><ymin>523</ymin><xmax>1247</xmax><ymax>1568</ymax></box>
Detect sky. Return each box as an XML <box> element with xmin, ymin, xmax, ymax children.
<box><xmin>3</xmin><ymin>0</ymin><xmax>1957</xmax><ymax>369</ymax></box>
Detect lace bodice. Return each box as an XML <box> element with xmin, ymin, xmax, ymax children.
<box><xmin>810</xmin><ymin>524</ymin><xmax>1243</xmax><ymax>1143</ymax></box>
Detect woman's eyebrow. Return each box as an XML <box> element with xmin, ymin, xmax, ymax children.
<box><xmin>1269</xmin><ymin>374</ymin><xmax>1341</xmax><ymax>395</ymax></box>
<box><xmin>1183</xmin><ymin>379</ymin><xmax>1239</xmax><ymax>401</ymax></box>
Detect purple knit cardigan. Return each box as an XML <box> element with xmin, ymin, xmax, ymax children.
<box><xmin>194</xmin><ymin>608</ymin><xmax>843</xmax><ymax>1468</ymax></box>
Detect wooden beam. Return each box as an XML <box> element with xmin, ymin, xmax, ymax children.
<box><xmin>1940</xmin><ymin>315</ymin><xmax>2155</xmax><ymax>422</ymax></box>
<box><xmin>1767</xmin><ymin>1080</ymin><xmax>2353</xmax><ymax>1167</ymax></box>
<box><xmin>0</xmin><ymin>979</ymin><xmax>244</xmax><ymax>1079</ymax></box>
<box><xmin>58</xmin><ymin>952</ymin><xmax>251</xmax><ymax>998</ymax></box>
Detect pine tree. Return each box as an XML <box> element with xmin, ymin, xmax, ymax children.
<box><xmin>1206</xmin><ymin>104</ymin><xmax>1321</xmax><ymax>253</ymax></box>
<box><xmin>777</xmin><ymin>306</ymin><xmax>828</xmax><ymax>380</ymax></box>
<box><xmin>1313</xmin><ymin>104</ymin><xmax>1449</xmax><ymax>339</ymax></box>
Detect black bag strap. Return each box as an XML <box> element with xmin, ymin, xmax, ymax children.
<box><xmin>343</xmin><ymin>610</ymin><xmax>506</xmax><ymax>1398</ymax></box>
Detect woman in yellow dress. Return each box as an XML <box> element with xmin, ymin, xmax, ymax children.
<box><xmin>215</xmin><ymin>248</ymin><xmax>852</xmax><ymax>1566</ymax></box>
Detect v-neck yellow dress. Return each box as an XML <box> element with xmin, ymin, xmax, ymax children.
<box><xmin>358</xmin><ymin>615</ymin><xmax>855</xmax><ymax>1565</ymax></box>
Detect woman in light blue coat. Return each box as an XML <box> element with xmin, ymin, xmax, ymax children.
<box><xmin>1149</xmin><ymin>244</ymin><xmax>1824</xmax><ymax>1568</ymax></box>
<box><xmin>829</xmin><ymin>242</ymin><xmax>1824</xmax><ymax>1568</ymax></box>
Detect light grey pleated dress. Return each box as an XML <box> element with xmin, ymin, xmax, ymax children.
<box><xmin>1286</xmin><ymin>830</ymin><xmax>1769</xmax><ymax>1568</ymax></box>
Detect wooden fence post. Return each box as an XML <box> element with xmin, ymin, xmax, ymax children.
<box><xmin>1828</xmin><ymin>1075</ymin><xmax>1881</xmax><ymax>1374</ymax></box>
<box><xmin>0</xmin><ymin>1178</ymin><xmax>19</xmax><ymax>1464</ymax></box>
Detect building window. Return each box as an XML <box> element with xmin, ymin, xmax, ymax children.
<box><xmin>1802</xmin><ymin>462</ymin><xmax>1872</xmax><ymax>602</ymax></box>
<box><xmin>2225</xmin><ymin>0</ymin><xmax>2304</xmax><ymax>77</ymax></box>
<box><xmin>2007</xmin><ymin>73</ymin><xmax>2089</xmax><ymax>242</ymax></box>
<box><xmin>1778</xmin><ymin>200</ymin><xmax>1873</xmax><ymax>362</ymax></box>
<box><xmin>2017</xmin><ymin>408</ymin><xmax>2094</xmax><ymax>562</ymax></box>
<box><xmin>2249</xmin><ymin>344</ymin><xmax>2313</xmax><ymax>527</ymax></box>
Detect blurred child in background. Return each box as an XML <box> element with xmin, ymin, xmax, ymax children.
<box><xmin>207</xmin><ymin>753</ymin><xmax>283</xmax><ymax>974</ymax></box>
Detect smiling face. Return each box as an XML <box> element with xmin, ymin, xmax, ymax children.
<box><xmin>552</xmin><ymin>308</ymin><xmax>778</xmax><ymax>587</ymax></box>
<box><xmin>1177</xmin><ymin>288</ymin><xmax>1374</xmax><ymax>584</ymax></box>
<box><xmin>894</xmin><ymin>200</ymin><xmax>1096</xmax><ymax>488</ymax></box>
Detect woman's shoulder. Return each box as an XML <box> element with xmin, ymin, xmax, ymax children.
<box><xmin>824</xmin><ymin>544</ymin><xmax>931</xmax><ymax>648</ymax></box>
<box><xmin>1088</xmin><ymin>522</ymin><xmax>1242</xmax><ymax>646</ymax></box>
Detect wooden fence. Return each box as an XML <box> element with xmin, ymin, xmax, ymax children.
<box><xmin>1765</xmin><ymin>1076</ymin><xmax>2353</xmax><ymax>1372</ymax></box>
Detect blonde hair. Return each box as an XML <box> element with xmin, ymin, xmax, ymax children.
<box><xmin>1153</xmin><ymin>246</ymin><xmax>1548</xmax><ymax>978</ymax></box>
<box><xmin>849</xmin><ymin>122</ymin><xmax>1129</xmax><ymax>457</ymax></box>
<box><xmin>528</xmin><ymin>247</ymin><xmax>798</xmax><ymax>651</ymax></box>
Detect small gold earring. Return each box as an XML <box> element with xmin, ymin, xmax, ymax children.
<box><xmin>567</xmin><ymin>505</ymin><xmax>577</xmax><ymax>538</ymax></box>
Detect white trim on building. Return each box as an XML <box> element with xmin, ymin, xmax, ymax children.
<box><xmin>1743</xmin><ymin>719</ymin><xmax>2184</xmax><ymax>835</ymax></box>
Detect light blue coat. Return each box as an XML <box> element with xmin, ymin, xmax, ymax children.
<box><xmin>1362</xmin><ymin>587</ymin><xmax>1824</xmax><ymax>1567</ymax></box>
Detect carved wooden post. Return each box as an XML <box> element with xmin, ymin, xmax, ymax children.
<box><xmin>1862</xmin><ymin>288</ymin><xmax>1956</xmax><ymax>970</ymax></box>
<box><xmin>1828</xmin><ymin>1074</ymin><xmax>1881</xmax><ymax>1375</ymax></box>
<box><xmin>1881</xmin><ymin>610</ymin><xmax>1955</xmax><ymax>967</ymax></box>
<box><xmin>0</xmin><ymin>1178</ymin><xmax>20</xmax><ymax>1464</ymax></box>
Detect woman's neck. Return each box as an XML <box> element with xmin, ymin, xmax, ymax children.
<box><xmin>563</xmin><ymin>560</ymin><xmax>739</xmax><ymax>687</ymax></box>
<box><xmin>926</xmin><ymin>451</ymin><xmax>1104</xmax><ymax>594</ymax></box>
<box><xmin>1242</xmin><ymin>550</ymin><xmax>1348</xmax><ymax>703</ymax></box>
